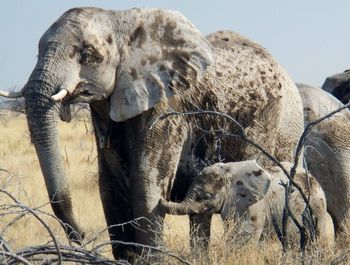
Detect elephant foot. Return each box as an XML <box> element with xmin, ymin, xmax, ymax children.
<box><xmin>64</xmin><ymin>224</ymin><xmax>85</xmax><ymax>245</ymax></box>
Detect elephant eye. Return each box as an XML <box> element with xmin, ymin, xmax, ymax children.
<box><xmin>79</xmin><ymin>44</ymin><xmax>104</xmax><ymax>65</ymax></box>
<box><xmin>202</xmin><ymin>192</ymin><xmax>213</xmax><ymax>200</ymax></box>
<box><xmin>238</xmin><ymin>192</ymin><xmax>247</xmax><ymax>198</ymax></box>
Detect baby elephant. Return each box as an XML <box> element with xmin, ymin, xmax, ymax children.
<box><xmin>159</xmin><ymin>160</ymin><xmax>334</xmax><ymax>247</ymax></box>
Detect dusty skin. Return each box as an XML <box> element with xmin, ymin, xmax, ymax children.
<box><xmin>0</xmin><ymin>112</ymin><xmax>350</xmax><ymax>264</ymax></box>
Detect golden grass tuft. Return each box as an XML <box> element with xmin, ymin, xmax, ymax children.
<box><xmin>1</xmin><ymin>113</ymin><xmax>350</xmax><ymax>264</ymax></box>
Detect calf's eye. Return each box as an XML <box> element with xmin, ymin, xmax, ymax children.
<box><xmin>202</xmin><ymin>192</ymin><xmax>213</xmax><ymax>200</ymax></box>
<box><xmin>238</xmin><ymin>193</ymin><xmax>247</xmax><ymax>198</ymax></box>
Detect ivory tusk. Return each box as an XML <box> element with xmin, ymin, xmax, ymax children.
<box><xmin>51</xmin><ymin>89</ymin><xmax>68</xmax><ymax>102</ymax></box>
<box><xmin>0</xmin><ymin>90</ymin><xmax>24</xmax><ymax>98</ymax></box>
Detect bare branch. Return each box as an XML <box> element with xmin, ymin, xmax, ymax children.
<box><xmin>0</xmin><ymin>250</ymin><xmax>31</xmax><ymax>265</ymax></box>
<box><xmin>0</xmin><ymin>235</ymin><xmax>12</xmax><ymax>253</ymax></box>
<box><xmin>104</xmin><ymin>240</ymin><xmax>192</xmax><ymax>265</ymax></box>
<box><xmin>0</xmin><ymin>189</ymin><xmax>63</xmax><ymax>265</ymax></box>
<box><xmin>0</xmin><ymin>182</ymin><xmax>190</xmax><ymax>264</ymax></box>
<box><xmin>290</xmin><ymin>101</ymin><xmax>350</xmax><ymax>186</ymax></box>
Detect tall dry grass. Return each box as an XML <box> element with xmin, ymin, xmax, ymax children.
<box><xmin>0</xmin><ymin>113</ymin><xmax>109</xmax><ymax>256</ymax></box>
<box><xmin>0</xmin><ymin>113</ymin><xmax>350</xmax><ymax>264</ymax></box>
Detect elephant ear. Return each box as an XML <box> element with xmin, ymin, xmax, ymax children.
<box><xmin>110</xmin><ymin>9</ymin><xmax>213</xmax><ymax>122</ymax></box>
<box><xmin>226</xmin><ymin>160</ymin><xmax>271</xmax><ymax>211</ymax></box>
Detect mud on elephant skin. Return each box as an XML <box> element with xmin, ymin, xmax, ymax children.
<box><xmin>297</xmin><ymin>83</ymin><xmax>350</xmax><ymax>233</ymax></box>
<box><xmin>0</xmin><ymin>8</ymin><xmax>304</xmax><ymax>259</ymax></box>
<box><xmin>160</xmin><ymin>160</ymin><xmax>335</xmax><ymax>248</ymax></box>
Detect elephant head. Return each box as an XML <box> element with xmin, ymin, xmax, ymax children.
<box><xmin>159</xmin><ymin>160</ymin><xmax>271</xmax><ymax>215</ymax></box>
<box><xmin>322</xmin><ymin>69</ymin><xmax>350</xmax><ymax>104</ymax></box>
<box><xmin>0</xmin><ymin>7</ymin><xmax>212</xmax><ymax>241</ymax></box>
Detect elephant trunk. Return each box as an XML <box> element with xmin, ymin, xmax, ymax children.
<box><xmin>159</xmin><ymin>192</ymin><xmax>205</xmax><ymax>215</ymax></box>
<box><xmin>24</xmin><ymin>68</ymin><xmax>83</xmax><ymax>242</ymax></box>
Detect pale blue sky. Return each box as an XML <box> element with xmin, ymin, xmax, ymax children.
<box><xmin>0</xmin><ymin>1</ymin><xmax>349</xmax><ymax>90</ymax></box>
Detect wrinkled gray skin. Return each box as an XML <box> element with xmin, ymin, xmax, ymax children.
<box><xmin>321</xmin><ymin>69</ymin><xmax>350</xmax><ymax>104</ymax></box>
<box><xmin>297</xmin><ymin>83</ymin><xmax>350</xmax><ymax>233</ymax></box>
<box><xmin>7</xmin><ymin>8</ymin><xmax>304</xmax><ymax>259</ymax></box>
<box><xmin>160</xmin><ymin>161</ymin><xmax>334</xmax><ymax>248</ymax></box>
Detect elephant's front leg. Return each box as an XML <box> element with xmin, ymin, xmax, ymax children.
<box><xmin>189</xmin><ymin>213</ymin><xmax>213</xmax><ymax>253</ymax></box>
<box><xmin>98</xmin><ymin>149</ymin><xmax>135</xmax><ymax>260</ymax></box>
<box><xmin>130</xmin><ymin>159</ymin><xmax>176</xmax><ymax>251</ymax></box>
<box><xmin>91</xmin><ymin>104</ymin><xmax>134</xmax><ymax>260</ymax></box>
<box><xmin>130</xmin><ymin>128</ymin><xmax>187</xmax><ymax>252</ymax></box>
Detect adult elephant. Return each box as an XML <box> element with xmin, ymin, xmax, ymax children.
<box><xmin>0</xmin><ymin>8</ymin><xmax>304</xmax><ymax>259</ymax></box>
<box><xmin>297</xmin><ymin>83</ymin><xmax>350</xmax><ymax>233</ymax></box>
<box><xmin>322</xmin><ymin>69</ymin><xmax>350</xmax><ymax>104</ymax></box>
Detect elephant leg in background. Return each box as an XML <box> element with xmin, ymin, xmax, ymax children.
<box><xmin>297</xmin><ymin>83</ymin><xmax>350</xmax><ymax>234</ymax></box>
<box><xmin>305</xmin><ymin>136</ymin><xmax>350</xmax><ymax>233</ymax></box>
<box><xmin>241</xmin><ymin>202</ymin><xmax>266</xmax><ymax>241</ymax></box>
<box><xmin>189</xmin><ymin>213</ymin><xmax>213</xmax><ymax>253</ymax></box>
<box><xmin>221</xmin><ymin>200</ymin><xmax>266</xmax><ymax>243</ymax></box>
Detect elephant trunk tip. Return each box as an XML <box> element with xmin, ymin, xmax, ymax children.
<box><xmin>158</xmin><ymin>197</ymin><xmax>170</xmax><ymax>212</ymax></box>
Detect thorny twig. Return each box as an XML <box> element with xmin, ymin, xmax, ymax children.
<box><xmin>280</xmin><ymin>181</ymin><xmax>308</xmax><ymax>252</ymax></box>
<box><xmin>96</xmin><ymin>240</ymin><xmax>191</xmax><ymax>265</ymax></box>
<box><xmin>83</xmin><ymin>217</ymin><xmax>151</xmax><ymax>247</ymax></box>
<box><xmin>0</xmin><ymin>188</ymin><xmax>63</xmax><ymax>265</ymax></box>
<box><xmin>4</xmin><ymin>244</ymin><xmax>129</xmax><ymax>265</ymax></box>
<box><xmin>0</xmin><ymin>235</ymin><xmax>12</xmax><ymax>253</ymax></box>
<box><xmin>0</xmin><ymin>251</ymin><xmax>31</xmax><ymax>265</ymax></box>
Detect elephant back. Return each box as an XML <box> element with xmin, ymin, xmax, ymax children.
<box><xmin>297</xmin><ymin>83</ymin><xmax>350</xmax><ymax>121</ymax></box>
<box><xmin>206</xmin><ymin>30</ymin><xmax>269</xmax><ymax>58</ymax></box>
<box><xmin>187</xmin><ymin>31</ymin><xmax>304</xmax><ymax>164</ymax></box>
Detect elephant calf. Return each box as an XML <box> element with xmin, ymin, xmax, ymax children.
<box><xmin>159</xmin><ymin>160</ymin><xmax>334</xmax><ymax>248</ymax></box>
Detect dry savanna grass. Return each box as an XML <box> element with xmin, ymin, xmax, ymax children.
<box><xmin>1</xmin><ymin>112</ymin><xmax>350</xmax><ymax>264</ymax></box>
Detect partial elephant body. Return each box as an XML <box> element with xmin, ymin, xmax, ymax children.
<box><xmin>205</xmin><ymin>31</ymin><xmax>304</xmax><ymax>163</ymax></box>
<box><xmin>321</xmin><ymin>70</ymin><xmax>350</xmax><ymax>104</ymax></box>
<box><xmin>297</xmin><ymin>83</ymin><xmax>350</xmax><ymax>232</ymax></box>
<box><xmin>169</xmin><ymin>31</ymin><xmax>304</xmax><ymax>203</ymax></box>
<box><xmin>3</xmin><ymin>7</ymin><xmax>304</xmax><ymax>260</ymax></box>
